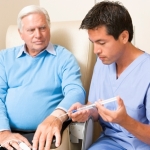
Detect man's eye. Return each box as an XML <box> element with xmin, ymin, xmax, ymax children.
<box><xmin>98</xmin><ymin>42</ymin><xmax>105</xmax><ymax>45</ymax></box>
<box><xmin>40</xmin><ymin>27</ymin><xmax>46</xmax><ymax>31</ymax></box>
<box><xmin>27</xmin><ymin>29</ymin><xmax>34</xmax><ymax>33</ymax></box>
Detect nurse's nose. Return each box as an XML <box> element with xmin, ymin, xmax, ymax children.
<box><xmin>93</xmin><ymin>43</ymin><xmax>101</xmax><ymax>54</ymax></box>
<box><xmin>94</xmin><ymin>47</ymin><xmax>101</xmax><ymax>55</ymax></box>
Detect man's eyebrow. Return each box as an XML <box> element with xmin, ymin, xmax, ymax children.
<box><xmin>89</xmin><ymin>38</ymin><xmax>104</xmax><ymax>43</ymax></box>
<box><xmin>40</xmin><ymin>24</ymin><xmax>47</xmax><ymax>27</ymax></box>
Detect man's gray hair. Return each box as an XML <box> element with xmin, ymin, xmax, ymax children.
<box><xmin>17</xmin><ymin>5</ymin><xmax>50</xmax><ymax>31</ymax></box>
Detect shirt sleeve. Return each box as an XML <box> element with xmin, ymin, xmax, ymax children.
<box><xmin>0</xmin><ymin>51</ymin><xmax>11</xmax><ymax>130</ymax></box>
<box><xmin>145</xmin><ymin>84</ymin><xmax>150</xmax><ymax>124</ymax></box>
<box><xmin>56</xmin><ymin>51</ymin><xmax>86</xmax><ymax>111</ymax></box>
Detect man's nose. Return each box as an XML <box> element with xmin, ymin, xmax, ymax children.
<box><xmin>34</xmin><ymin>29</ymin><xmax>41</xmax><ymax>37</ymax></box>
<box><xmin>94</xmin><ymin>46</ymin><xmax>101</xmax><ymax>54</ymax></box>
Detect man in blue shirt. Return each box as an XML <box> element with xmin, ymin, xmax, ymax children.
<box><xmin>0</xmin><ymin>5</ymin><xmax>85</xmax><ymax>150</ymax></box>
<box><xmin>69</xmin><ymin>1</ymin><xmax>150</xmax><ymax>150</ymax></box>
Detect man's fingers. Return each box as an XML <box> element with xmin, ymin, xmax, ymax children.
<box><xmin>4</xmin><ymin>142</ymin><xmax>14</xmax><ymax>150</ymax></box>
<box><xmin>71</xmin><ymin>110</ymin><xmax>89</xmax><ymax>122</ymax></box>
<box><xmin>32</xmin><ymin>131</ymin><xmax>41</xmax><ymax>150</ymax></box>
<box><xmin>44</xmin><ymin>133</ymin><xmax>53</xmax><ymax>150</ymax></box>
<box><xmin>68</xmin><ymin>103</ymin><xmax>83</xmax><ymax>112</ymax></box>
<box><xmin>0</xmin><ymin>133</ymin><xmax>31</xmax><ymax>150</ymax></box>
<box><xmin>9</xmin><ymin>141</ymin><xmax>20</xmax><ymax>150</ymax></box>
<box><xmin>38</xmin><ymin>134</ymin><xmax>46</xmax><ymax>150</ymax></box>
<box><xmin>16</xmin><ymin>134</ymin><xmax>31</xmax><ymax>148</ymax></box>
<box><xmin>54</xmin><ymin>131</ymin><xmax>61</xmax><ymax>147</ymax></box>
<box><xmin>117</xmin><ymin>97</ymin><xmax>123</xmax><ymax>107</ymax></box>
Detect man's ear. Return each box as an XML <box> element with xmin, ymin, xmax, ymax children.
<box><xmin>18</xmin><ymin>29</ymin><xmax>23</xmax><ymax>40</ymax></box>
<box><xmin>120</xmin><ymin>30</ymin><xmax>129</xmax><ymax>44</ymax></box>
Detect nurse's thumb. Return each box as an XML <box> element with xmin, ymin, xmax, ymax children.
<box><xmin>116</xmin><ymin>96</ymin><xmax>124</xmax><ymax>107</ymax></box>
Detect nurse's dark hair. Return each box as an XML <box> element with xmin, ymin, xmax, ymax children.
<box><xmin>80</xmin><ymin>1</ymin><xmax>133</xmax><ymax>42</ymax></box>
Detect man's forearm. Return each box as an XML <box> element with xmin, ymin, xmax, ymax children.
<box><xmin>120</xmin><ymin>115</ymin><xmax>150</xmax><ymax>145</ymax></box>
<box><xmin>89</xmin><ymin>107</ymin><xmax>99</xmax><ymax>121</ymax></box>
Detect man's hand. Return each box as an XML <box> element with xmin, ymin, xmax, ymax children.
<box><xmin>32</xmin><ymin>115</ymin><xmax>62</xmax><ymax>150</ymax></box>
<box><xmin>68</xmin><ymin>102</ymin><xmax>90</xmax><ymax>122</ymax></box>
<box><xmin>0</xmin><ymin>130</ymin><xmax>31</xmax><ymax>150</ymax></box>
<box><xmin>95</xmin><ymin>96</ymin><xmax>128</xmax><ymax>124</ymax></box>
<box><xmin>68</xmin><ymin>102</ymin><xmax>99</xmax><ymax>122</ymax></box>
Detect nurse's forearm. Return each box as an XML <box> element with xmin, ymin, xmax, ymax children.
<box><xmin>120</xmin><ymin>115</ymin><xmax>150</xmax><ymax>145</ymax></box>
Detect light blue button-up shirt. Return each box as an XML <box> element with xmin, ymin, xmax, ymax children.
<box><xmin>0</xmin><ymin>43</ymin><xmax>85</xmax><ymax>131</ymax></box>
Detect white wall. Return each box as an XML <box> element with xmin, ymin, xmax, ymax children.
<box><xmin>96</xmin><ymin>0</ymin><xmax>150</xmax><ymax>53</ymax></box>
<box><xmin>40</xmin><ymin>0</ymin><xmax>95</xmax><ymax>22</ymax></box>
<box><xmin>40</xmin><ymin>0</ymin><xmax>150</xmax><ymax>52</ymax></box>
<box><xmin>1</xmin><ymin>0</ymin><xmax>149</xmax><ymax>53</ymax></box>
<box><xmin>0</xmin><ymin>0</ymin><xmax>39</xmax><ymax>50</ymax></box>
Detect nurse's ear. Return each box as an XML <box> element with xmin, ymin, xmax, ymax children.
<box><xmin>120</xmin><ymin>30</ymin><xmax>129</xmax><ymax>44</ymax></box>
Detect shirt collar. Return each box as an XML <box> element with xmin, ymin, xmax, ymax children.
<box><xmin>16</xmin><ymin>42</ymin><xmax>56</xmax><ymax>58</ymax></box>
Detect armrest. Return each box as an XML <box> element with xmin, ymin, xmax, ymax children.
<box><xmin>69</xmin><ymin>117</ymin><xmax>94</xmax><ymax>150</ymax></box>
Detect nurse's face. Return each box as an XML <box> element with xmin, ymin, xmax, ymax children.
<box><xmin>88</xmin><ymin>26</ymin><xmax>127</xmax><ymax>65</ymax></box>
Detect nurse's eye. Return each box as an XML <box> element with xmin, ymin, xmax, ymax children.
<box><xmin>99</xmin><ymin>42</ymin><xmax>105</xmax><ymax>45</ymax></box>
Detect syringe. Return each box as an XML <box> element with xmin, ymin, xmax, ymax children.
<box><xmin>59</xmin><ymin>96</ymin><xmax>117</xmax><ymax>118</ymax></box>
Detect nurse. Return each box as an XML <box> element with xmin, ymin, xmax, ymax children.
<box><xmin>69</xmin><ymin>1</ymin><xmax>150</xmax><ymax>150</ymax></box>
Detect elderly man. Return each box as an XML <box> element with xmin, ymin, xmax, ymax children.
<box><xmin>0</xmin><ymin>5</ymin><xmax>85</xmax><ymax>150</ymax></box>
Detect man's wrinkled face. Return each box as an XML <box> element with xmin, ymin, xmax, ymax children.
<box><xmin>19</xmin><ymin>13</ymin><xmax>50</xmax><ymax>56</ymax></box>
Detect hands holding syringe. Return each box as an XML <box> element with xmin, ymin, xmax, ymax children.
<box><xmin>68</xmin><ymin>96</ymin><xmax>128</xmax><ymax>125</ymax></box>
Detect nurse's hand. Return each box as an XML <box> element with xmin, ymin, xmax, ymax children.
<box><xmin>68</xmin><ymin>102</ymin><xmax>91</xmax><ymax>122</ymax></box>
<box><xmin>95</xmin><ymin>96</ymin><xmax>128</xmax><ymax>125</ymax></box>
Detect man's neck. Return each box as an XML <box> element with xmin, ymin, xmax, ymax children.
<box><xmin>116</xmin><ymin>44</ymin><xmax>144</xmax><ymax>78</ymax></box>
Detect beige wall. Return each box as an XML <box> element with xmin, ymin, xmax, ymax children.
<box><xmin>96</xmin><ymin>0</ymin><xmax>150</xmax><ymax>53</ymax></box>
<box><xmin>1</xmin><ymin>0</ymin><xmax>149</xmax><ymax>52</ymax></box>
<box><xmin>1</xmin><ymin>0</ymin><xmax>94</xmax><ymax>50</ymax></box>
<box><xmin>40</xmin><ymin>0</ymin><xmax>150</xmax><ymax>52</ymax></box>
<box><xmin>0</xmin><ymin>0</ymin><xmax>39</xmax><ymax>50</ymax></box>
<box><xmin>40</xmin><ymin>0</ymin><xmax>95</xmax><ymax>22</ymax></box>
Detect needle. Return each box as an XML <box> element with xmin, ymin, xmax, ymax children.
<box><xmin>59</xmin><ymin>96</ymin><xmax>117</xmax><ymax>118</ymax></box>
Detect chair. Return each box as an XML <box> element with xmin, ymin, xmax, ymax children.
<box><xmin>6</xmin><ymin>21</ymin><xmax>101</xmax><ymax>150</ymax></box>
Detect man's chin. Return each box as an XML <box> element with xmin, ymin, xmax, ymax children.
<box><xmin>33</xmin><ymin>46</ymin><xmax>47</xmax><ymax>51</ymax></box>
<box><xmin>100</xmin><ymin>60</ymin><xmax>112</xmax><ymax>65</ymax></box>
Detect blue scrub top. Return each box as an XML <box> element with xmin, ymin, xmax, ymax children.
<box><xmin>89</xmin><ymin>53</ymin><xmax>150</xmax><ymax>150</ymax></box>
